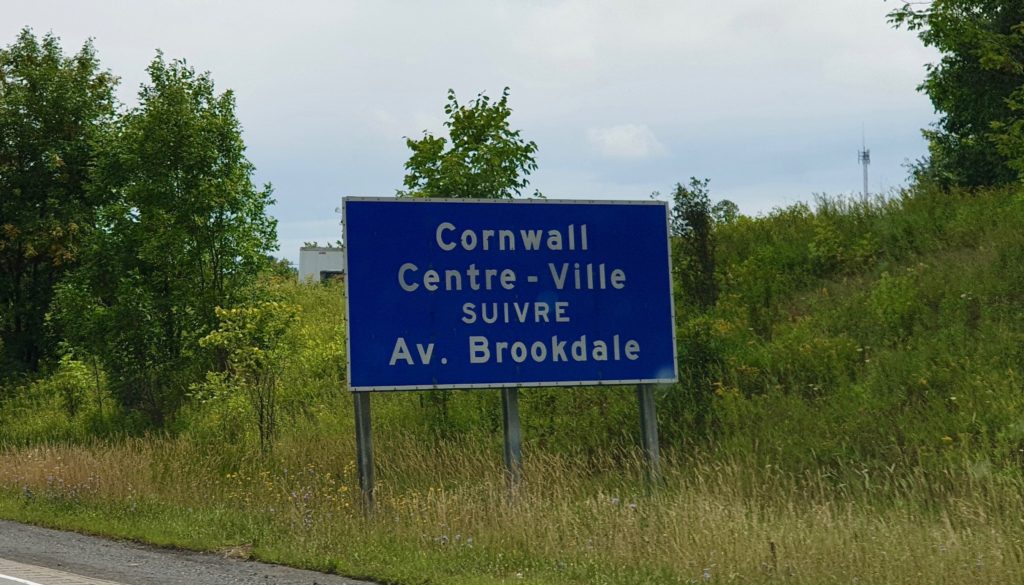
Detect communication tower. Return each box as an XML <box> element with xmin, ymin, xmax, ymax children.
<box><xmin>858</xmin><ymin>138</ymin><xmax>870</xmax><ymax>197</ymax></box>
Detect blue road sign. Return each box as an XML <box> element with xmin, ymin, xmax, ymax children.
<box><xmin>343</xmin><ymin>198</ymin><xmax>677</xmax><ymax>391</ymax></box>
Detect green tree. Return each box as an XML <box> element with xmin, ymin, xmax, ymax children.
<box><xmin>399</xmin><ymin>88</ymin><xmax>539</xmax><ymax>199</ymax></box>
<box><xmin>668</xmin><ymin>178</ymin><xmax>719</xmax><ymax>311</ymax></box>
<box><xmin>0</xmin><ymin>29</ymin><xmax>117</xmax><ymax>372</ymax></box>
<box><xmin>711</xmin><ymin>199</ymin><xmax>739</xmax><ymax>225</ymax></box>
<box><xmin>265</xmin><ymin>255</ymin><xmax>297</xmax><ymax>279</ymax></box>
<box><xmin>890</xmin><ymin>1</ymin><xmax>1024</xmax><ymax>187</ymax></box>
<box><xmin>658</xmin><ymin>179</ymin><xmax>733</xmax><ymax>442</ymax></box>
<box><xmin>52</xmin><ymin>54</ymin><xmax>276</xmax><ymax>424</ymax></box>
<box><xmin>398</xmin><ymin>87</ymin><xmax>538</xmax><ymax>429</ymax></box>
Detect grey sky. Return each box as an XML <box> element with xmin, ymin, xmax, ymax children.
<box><xmin>4</xmin><ymin>1</ymin><xmax>938</xmax><ymax>263</ymax></box>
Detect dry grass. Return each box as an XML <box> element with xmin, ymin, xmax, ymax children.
<box><xmin>3</xmin><ymin>433</ymin><xmax>1023</xmax><ymax>584</ymax></box>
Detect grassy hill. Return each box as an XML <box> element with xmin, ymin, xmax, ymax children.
<box><xmin>2</xmin><ymin>185</ymin><xmax>1024</xmax><ymax>584</ymax></box>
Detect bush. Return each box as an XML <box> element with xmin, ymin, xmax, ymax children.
<box><xmin>198</xmin><ymin>301</ymin><xmax>299</xmax><ymax>455</ymax></box>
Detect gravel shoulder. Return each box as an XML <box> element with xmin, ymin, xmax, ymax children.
<box><xmin>0</xmin><ymin>520</ymin><xmax>377</xmax><ymax>585</ymax></box>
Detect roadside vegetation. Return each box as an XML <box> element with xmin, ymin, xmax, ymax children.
<box><xmin>3</xmin><ymin>185</ymin><xmax>1024</xmax><ymax>584</ymax></box>
<box><xmin>5</xmin><ymin>3</ymin><xmax>1024</xmax><ymax>584</ymax></box>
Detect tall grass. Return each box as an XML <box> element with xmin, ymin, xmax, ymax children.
<box><xmin>2</xmin><ymin>434</ymin><xmax>1023</xmax><ymax>584</ymax></box>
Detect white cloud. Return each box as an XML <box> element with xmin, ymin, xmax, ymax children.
<box><xmin>587</xmin><ymin>124</ymin><xmax>667</xmax><ymax>160</ymax></box>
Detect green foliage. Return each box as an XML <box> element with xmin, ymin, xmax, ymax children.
<box><xmin>198</xmin><ymin>301</ymin><xmax>299</xmax><ymax>454</ymax></box>
<box><xmin>868</xmin><ymin>269</ymin><xmax>924</xmax><ymax>342</ymax></box>
<box><xmin>0</xmin><ymin>29</ymin><xmax>117</xmax><ymax>371</ymax></box>
<box><xmin>665</xmin><ymin>178</ymin><xmax>720</xmax><ymax>312</ymax></box>
<box><xmin>265</xmin><ymin>255</ymin><xmax>297</xmax><ymax>279</ymax></box>
<box><xmin>0</xmin><ymin>354</ymin><xmax>121</xmax><ymax>444</ymax></box>
<box><xmin>174</xmin><ymin>278</ymin><xmax>346</xmax><ymax>453</ymax></box>
<box><xmin>51</xmin><ymin>54</ymin><xmax>277</xmax><ymax>425</ymax></box>
<box><xmin>993</xmin><ymin>198</ymin><xmax>1024</xmax><ymax>302</ymax></box>
<box><xmin>710</xmin><ymin>199</ymin><xmax>739</xmax><ymax>225</ymax></box>
<box><xmin>48</xmin><ymin>353</ymin><xmax>93</xmax><ymax>418</ymax></box>
<box><xmin>890</xmin><ymin>1</ymin><xmax>1024</xmax><ymax>186</ymax></box>
<box><xmin>7</xmin><ymin>184</ymin><xmax>1024</xmax><ymax>584</ymax></box>
<box><xmin>992</xmin><ymin>86</ymin><xmax>1024</xmax><ymax>177</ymax></box>
<box><xmin>399</xmin><ymin>88</ymin><xmax>539</xmax><ymax>199</ymax></box>
<box><xmin>17</xmin><ymin>178</ymin><xmax>1024</xmax><ymax>473</ymax></box>
<box><xmin>660</xmin><ymin>314</ymin><xmax>725</xmax><ymax>442</ymax></box>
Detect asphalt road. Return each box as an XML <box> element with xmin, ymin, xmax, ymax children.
<box><xmin>0</xmin><ymin>520</ymin><xmax>377</xmax><ymax>585</ymax></box>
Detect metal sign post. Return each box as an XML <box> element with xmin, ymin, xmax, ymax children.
<box><xmin>502</xmin><ymin>387</ymin><xmax>523</xmax><ymax>493</ymax></box>
<box><xmin>636</xmin><ymin>384</ymin><xmax>661</xmax><ymax>486</ymax></box>
<box><xmin>353</xmin><ymin>392</ymin><xmax>374</xmax><ymax>513</ymax></box>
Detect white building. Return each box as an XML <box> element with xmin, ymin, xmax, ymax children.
<box><xmin>298</xmin><ymin>246</ymin><xmax>345</xmax><ymax>283</ymax></box>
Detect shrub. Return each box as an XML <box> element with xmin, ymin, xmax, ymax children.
<box><xmin>198</xmin><ymin>301</ymin><xmax>299</xmax><ymax>454</ymax></box>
